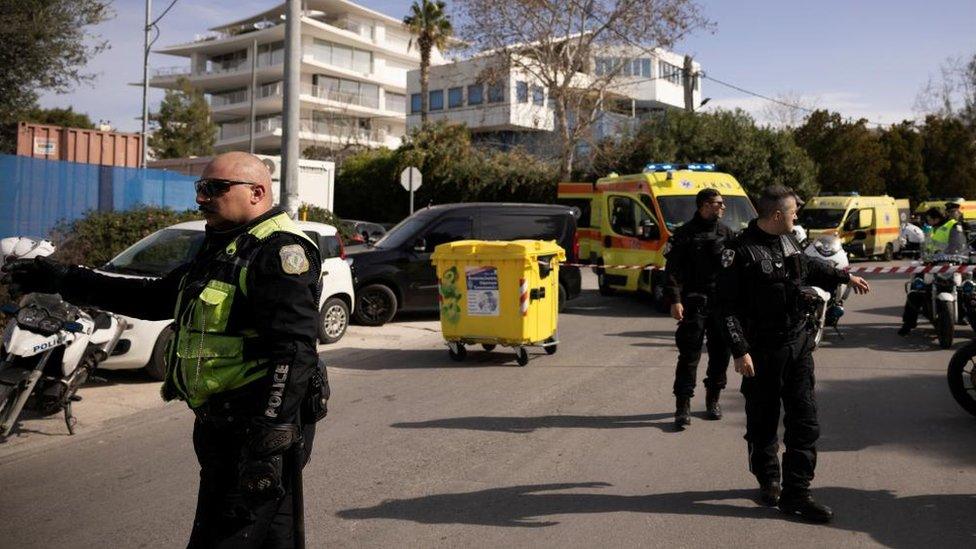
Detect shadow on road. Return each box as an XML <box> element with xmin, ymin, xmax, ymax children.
<box><xmin>561</xmin><ymin>290</ymin><xmax>662</xmax><ymax>319</ymax></box>
<box><xmin>329</xmin><ymin>348</ymin><xmax>553</xmax><ymax>371</ymax></box>
<box><xmin>391</xmin><ymin>413</ymin><xmax>679</xmax><ymax>434</ymax></box>
<box><xmin>817</xmin><ymin>322</ymin><xmax>973</xmax><ymax>352</ymax></box>
<box><xmin>816</xmin><ymin>372</ymin><xmax>976</xmax><ymax>464</ymax></box>
<box><xmin>336</xmin><ymin>482</ymin><xmax>976</xmax><ymax>547</ymax></box>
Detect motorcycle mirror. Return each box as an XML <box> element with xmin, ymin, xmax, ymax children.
<box><xmin>0</xmin><ymin>303</ymin><xmax>17</xmax><ymax>315</ymax></box>
<box><xmin>62</xmin><ymin>321</ymin><xmax>84</xmax><ymax>333</ymax></box>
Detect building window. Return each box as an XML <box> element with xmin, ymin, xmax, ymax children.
<box><xmin>429</xmin><ymin>89</ymin><xmax>444</xmax><ymax>110</ymax></box>
<box><xmin>659</xmin><ymin>60</ymin><xmax>682</xmax><ymax>85</ymax></box>
<box><xmin>516</xmin><ymin>81</ymin><xmax>528</xmax><ymax>103</ymax></box>
<box><xmin>448</xmin><ymin>87</ymin><xmax>463</xmax><ymax>108</ymax></box>
<box><xmin>531</xmin><ymin>85</ymin><xmax>544</xmax><ymax>106</ymax></box>
<box><xmin>410</xmin><ymin>93</ymin><xmax>421</xmax><ymax>113</ymax></box>
<box><xmin>487</xmin><ymin>82</ymin><xmax>504</xmax><ymax>103</ymax></box>
<box><xmin>641</xmin><ymin>58</ymin><xmax>652</xmax><ymax>77</ymax></box>
<box><xmin>468</xmin><ymin>84</ymin><xmax>484</xmax><ymax>105</ymax></box>
<box><xmin>309</xmin><ymin>38</ymin><xmax>373</xmax><ymax>74</ymax></box>
<box><xmin>387</xmin><ymin>92</ymin><xmax>407</xmax><ymax>113</ymax></box>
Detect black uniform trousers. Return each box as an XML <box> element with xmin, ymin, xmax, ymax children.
<box><xmin>673</xmin><ymin>295</ymin><xmax>731</xmax><ymax>398</ymax></box>
<box><xmin>740</xmin><ymin>331</ymin><xmax>819</xmax><ymax>496</ymax></box>
<box><xmin>900</xmin><ymin>291</ymin><xmax>927</xmax><ymax>329</ymax></box>
<box><xmin>188</xmin><ymin>418</ymin><xmax>316</xmax><ymax>549</ymax></box>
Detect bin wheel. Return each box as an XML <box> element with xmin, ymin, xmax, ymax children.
<box><xmin>544</xmin><ymin>337</ymin><xmax>557</xmax><ymax>355</ymax></box>
<box><xmin>448</xmin><ymin>343</ymin><xmax>466</xmax><ymax>362</ymax></box>
<box><xmin>481</xmin><ymin>344</ymin><xmax>497</xmax><ymax>352</ymax></box>
<box><xmin>515</xmin><ymin>347</ymin><xmax>529</xmax><ymax>366</ymax></box>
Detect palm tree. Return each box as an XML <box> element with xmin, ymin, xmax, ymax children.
<box><xmin>404</xmin><ymin>0</ymin><xmax>453</xmax><ymax>126</ymax></box>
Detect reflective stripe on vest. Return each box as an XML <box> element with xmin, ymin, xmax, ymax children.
<box><xmin>165</xmin><ymin>212</ymin><xmax>317</xmax><ymax>408</ymax></box>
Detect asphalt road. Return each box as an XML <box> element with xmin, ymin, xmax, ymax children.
<box><xmin>1</xmin><ymin>268</ymin><xmax>974</xmax><ymax>548</ymax></box>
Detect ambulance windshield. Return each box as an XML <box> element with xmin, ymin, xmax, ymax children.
<box><xmin>797</xmin><ymin>208</ymin><xmax>847</xmax><ymax>230</ymax></box>
<box><xmin>658</xmin><ymin>195</ymin><xmax>756</xmax><ymax>231</ymax></box>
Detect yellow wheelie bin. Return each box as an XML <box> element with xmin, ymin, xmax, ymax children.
<box><xmin>431</xmin><ymin>240</ymin><xmax>565</xmax><ymax>366</ymax></box>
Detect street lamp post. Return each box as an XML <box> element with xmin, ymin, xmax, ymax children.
<box><xmin>141</xmin><ymin>0</ymin><xmax>152</xmax><ymax>167</ymax></box>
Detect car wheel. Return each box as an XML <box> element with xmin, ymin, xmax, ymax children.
<box><xmin>354</xmin><ymin>284</ymin><xmax>398</xmax><ymax>326</ymax></box>
<box><xmin>883</xmin><ymin>243</ymin><xmax>894</xmax><ymax>262</ymax></box>
<box><xmin>144</xmin><ymin>325</ymin><xmax>174</xmax><ymax>381</ymax></box>
<box><xmin>318</xmin><ymin>297</ymin><xmax>349</xmax><ymax>344</ymax></box>
<box><xmin>558</xmin><ymin>283</ymin><xmax>568</xmax><ymax>312</ymax></box>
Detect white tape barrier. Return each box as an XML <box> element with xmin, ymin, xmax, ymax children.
<box><xmin>559</xmin><ymin>262</ymin><xmax>976</xmax><ymax>275</ymax></box>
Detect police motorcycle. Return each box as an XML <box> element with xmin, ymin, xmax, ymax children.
<box><xmin>905</xmin><ymin>253</ymin><xmax>976</xmax><ymax>349</ymax></box>
<box><xmin>947</xmin><ymin>340</ymin><xmax>976</xmax><ymax>417</ymax></box>
<box><xmin>802</xmin><ymin>234</ymin><xmax>850</xmax><ymax>346</ymax></box>
<box><xmin>0</xmin><ymin>237</ymin><xmax>126</xmax><ymax>438</ymax></box>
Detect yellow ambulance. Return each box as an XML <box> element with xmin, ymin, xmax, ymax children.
<box><xmin>557</xmin><ymin>163</ymin><xmax>756</xmax><ymax>305</ymax></box>
<box><xmin>915</xmin><ymin>197</ymin><xmax>976</xmax><ymax>221</ymax></box>
<box><xmin>797</xmin><ymin>194</ymin><xmax>905</xmax><ymax>260</ymax></box>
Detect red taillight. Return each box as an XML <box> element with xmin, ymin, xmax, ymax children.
<box><xmin>572</xmin><ymin>230</ymin><xmax>580</xmax><ymax>260</ymax></box>
<box><xmin>338</xmin><ymin>237</ymin><xmax>346</xmax><ymax>260</ymax></box>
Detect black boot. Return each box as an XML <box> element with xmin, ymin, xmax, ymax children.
<box><xmin>674</xmin><ymin>397</ymin><xmax>691</xmax><ymax>429</ymax></box>
<box><xmin>779</xmin><ymin>493</ymin><xmax>834</xmax><ymax>523</ymax></box>
<box><xmin>705</xmin><ymin>388</ymin><xmax>722</xmax><ymax>420</ymax></box>
<box><xmin>758</xmin><ymin>480</ymin><xmax>781</xmax><ymax>506</ymax></box>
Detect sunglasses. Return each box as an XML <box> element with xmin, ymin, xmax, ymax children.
<box><xmin>194</xmin><ymin>178</ymin><xmax>256</xmax><ymax>197</ymax></box>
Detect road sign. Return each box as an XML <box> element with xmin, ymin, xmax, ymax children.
<box><xmin>400</xmin><ymin>167</ymin><xmax>422</xmax><ymax>191</ymax></box>
<box><xmin>400</xmin><ymin>167</ymin><xmax>422</xmax><ymax>214</ymax></box>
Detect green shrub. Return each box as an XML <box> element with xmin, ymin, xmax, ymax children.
<box><xmin>298</xmin><ymin>203</ymin><xmax>355</xmax><ymax>241</ymax></box>
<box><xmin>50</xmin><ymin>206</ymin><xmax>202</xmax><ymax>268</ymax></box>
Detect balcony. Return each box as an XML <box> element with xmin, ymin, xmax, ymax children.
<box><xmin>301</xmin><ymin>84</ymin><xmax>380</xmax><ymax>109</ymax></box>
<box><xmin>152</xmin><ymin>66</ymin><xmax>191</xmax><ymax>78</ymax></box>
<box><xmin>210</xmin><ymin>82</ymin><xmax>283</xmax><ymax>108</ymax></box>
<box><xmin>218</xmin><ymin>117</ymin><xmax>282</xmax><ymax>141</ymax></box>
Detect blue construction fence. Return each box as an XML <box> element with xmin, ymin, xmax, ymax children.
<box><xmin>0</xmin><ymin>154</ymin><xmax>198</xmax><ymax>239</ymax></box>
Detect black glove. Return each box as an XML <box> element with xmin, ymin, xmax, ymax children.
<box><xmin>0</xmin><ymin>257</ymin><xmax>69</xmax><ymax>296</ymax></box>
<box><xmin>238</xmin><ymin>422</ymin><xmax>299</xmax><ymax>506</ymax></box>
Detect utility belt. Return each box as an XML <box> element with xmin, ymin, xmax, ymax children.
<box><xmin>192</xmin><ymin>358</ymin><xmax>330</xmax><ymax>426</ymax></box>
<box><xmin>680</xmin><ymin>291</ymin><xmax>717</xmax><ymax>314</ymax></box>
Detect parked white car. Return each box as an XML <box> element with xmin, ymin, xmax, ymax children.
<box><xmin>96</xmin><ymin>220</ymin><xmax>354</xmax><ymax>380</ymax></box>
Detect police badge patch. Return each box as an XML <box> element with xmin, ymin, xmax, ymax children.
<box><xmin>761</xmin><ymin>259</ymin><xmax>773</xmax><ymax>274</ymax></box>
<box><xmin>721</xmin><ymin>248</ymin><xmax>735</xmax><ymax>268</ymax></box>
<box><xmin>279</xmin><ymin>244</ymin><xmax>310</xmax><ymax>275</ymax></box>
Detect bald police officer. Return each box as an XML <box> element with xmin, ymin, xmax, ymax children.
<box><xmin>717</xmin><ymin>185</ymin><xmax>869</xmax><ymax>522</ymax></box>
<box><xmin>2</xmin><ymin>152</ymin><xmax>328</xmax><ymax>547</ymax></box>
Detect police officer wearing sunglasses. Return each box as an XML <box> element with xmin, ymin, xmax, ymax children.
<box><xmin>2</xmin><ymin>152</ymin><xmax>328</xmax><ymax>547</ymax></box>
<box><xmin>663</xmin><ymin>188</ymin><xmax>733</xmax><ymax>429</ymax></box>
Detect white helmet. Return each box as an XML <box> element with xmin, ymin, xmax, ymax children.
<box><xmin>0</xmin><ymin>237</ymin><xmax>56</xmax><ymax>268</ymax></box>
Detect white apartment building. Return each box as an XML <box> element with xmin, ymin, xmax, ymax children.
<box><xmin>405</xmin><ymin>46</ymin><xmax>700</xmax><ymax>147</ymax></box>
<box><xmin>149</xmin><ymin>0</ymin><xmax>447</xmax><ymax>154</ymax></box>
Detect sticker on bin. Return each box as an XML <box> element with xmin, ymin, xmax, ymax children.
<box><xmin>466</xmin><ymin>266</ymin><xmax>500</xmax><ymax>316</ymax></box>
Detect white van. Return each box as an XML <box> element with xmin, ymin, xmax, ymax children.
<box><xmin>96</xmin><ymin>220</ymin><xmax>354</xmax><ymax>380</ymax></box>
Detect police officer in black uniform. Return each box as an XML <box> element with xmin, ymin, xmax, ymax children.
<box><xmin>717</xmin><ymin>185</ymin><xmax>870</xmax><ymax>523</ymax></box>
<box><xmin>2</xmin><ymin>152</ymin><xmax>328</xmax><ymax>548</ymax></box>
<box><xmin>664</xmin><ymin>188</ymin><xmax>733</xmax><ymax>429</ymax></box>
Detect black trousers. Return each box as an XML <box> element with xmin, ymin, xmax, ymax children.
<box><xmin>901</xmin><ymin>291</ymin><xmax>926</xmax><ymax>329</ymax></box>
<box><xmin>187</xmin><ymin>418</ymin><xmax>316</xmax><ymax>549</ymax></box>
<box><xmin>673</xmin><ymin>297</ymin><xmax>731</xmax><ymax>398</ymax></box>
<box><xmin>740</xmin><ymin>332</ymin><xmax>818</xmax><ymax>496</ymax></box>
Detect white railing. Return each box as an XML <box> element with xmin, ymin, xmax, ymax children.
<box><xmin>211</xmin><ymin>89</ymin><xmax>249</xmax><ymax>107</ymax></box>
<box><xmin>152</xmin><ymin>66</ymin><xmax>190</xmax><ymax>78</ymax></box>
<box><xmin>300</xmin><ymin>119</ymin><xmax>386</xmax><ymax>143</ymax></box>
<box><xmin>218</xmin><ymin>117</ymin><xmax>282</xmax><ymax>141</ymax></box>
<box><xmin>258</xmin><ymin>81</ymin><xmax>283</xmax><ymax>99</ymax></box>
<box><xmin>300</xmin><ymin>84</ymin><xmax>380</xmax><ymax>109</ymax></box>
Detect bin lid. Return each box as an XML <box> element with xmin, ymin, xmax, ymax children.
<box><xmin>431</xmin><ymin>239</ymin><xmax>566</xmax><ymax>261</ymax></box>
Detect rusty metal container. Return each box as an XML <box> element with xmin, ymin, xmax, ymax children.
<box><xmin>16</xmin><ymin>122</ymin><xmax>143</xmax><ymax>167</ymax></box>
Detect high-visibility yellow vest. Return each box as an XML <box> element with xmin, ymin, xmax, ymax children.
<box><xmin>164</xmin><ymin>212</ymin><xmax>317</xmax><ymax>408</ymax></box>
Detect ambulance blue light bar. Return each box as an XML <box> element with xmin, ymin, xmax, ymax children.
<box><xmin>643</xmin><ymin>162</ymin><xmax>716</xmax><ymax>172</ymax></box>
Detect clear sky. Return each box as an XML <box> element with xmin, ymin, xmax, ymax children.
<box><xmin>39</xmin><ymin>0</ymin><xmax>976</xmax><ymax>131</ymax></box>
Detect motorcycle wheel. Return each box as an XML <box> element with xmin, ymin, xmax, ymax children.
<box><xmin>936</xmin><ymin>300</ymin><xmax>955</xmax><ymax>349</ymax></box>
<box><xmin>947</xmin><ymin>341</ymin><xmax>976</xmax><ymax>416</ymax></box>
<box><xmin>0</xmin><ymin>384</ymin><xmax>21</xmax><ymax>437</ymax></box>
